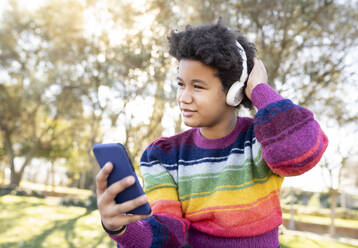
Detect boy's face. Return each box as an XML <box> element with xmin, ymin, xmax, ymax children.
<box><xmin>176</xmin><ymin>59</ymin><xmax>233</xmax><ymax>128</ymax></box>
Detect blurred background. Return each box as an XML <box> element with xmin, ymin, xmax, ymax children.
<box><xmin>0</xmin><ymin>0</ymin><xmax>357</xmax><ymax>247</ymax></box>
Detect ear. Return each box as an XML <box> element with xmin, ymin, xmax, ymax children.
<box><xmin>226</xmin><ymin>81</ymin><xmax>245</xmax><ymax>106</ymax></box>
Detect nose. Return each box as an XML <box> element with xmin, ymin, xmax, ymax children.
<box><xmin>177</xmin><ymin>87</ymin><xmax>193</xmax><ymax>104</ymax></box>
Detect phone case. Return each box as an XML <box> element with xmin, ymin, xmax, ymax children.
<box><xmin>92</xmin><ymin>143</ymin><xmax>151</xmax><ymax>215</ymax></box>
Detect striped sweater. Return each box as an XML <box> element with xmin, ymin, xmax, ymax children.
<box><xmin>109</xmin><ymin>83</ymin><xmax>328</xmax><ymax>248</ymax></box>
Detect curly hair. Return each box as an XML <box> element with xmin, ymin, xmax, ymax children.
<box><xmin>167</xmin><ymin>20</ymin><xmax>256</xmax><ymax>109</ymax></box>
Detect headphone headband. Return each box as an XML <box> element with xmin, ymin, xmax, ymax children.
<box><xmin>225</xmin><ymin>40</ymin><xmax>248</xmax><ymax>107</ymax></box>
<box><xmin>235</xmin><ymin>40</ymin><xmax>248</xmax><ymax>84</ymax></box>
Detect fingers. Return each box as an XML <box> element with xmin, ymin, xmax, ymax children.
<box><xmin>248</xmin><ymin>57</ymin><xmax>268</xmax><ymax>84</ymax></box>
<box><xmin>256</xmin><ymin>58</ymin><xmax>267</xmax><ymax>74</ymax></box>
<box><xmin>114</xmin><ymin>194</ymin><xmax>149</xmax><ymax>214</ymax></box>
<box><xmin>103</xmin><ymin>212</ymin><xmax>152</xmax><ymax>231</ymax></box>
<box><xmin>245</xmin><ymin>57</ymin><xmax>268</xmax><ymax>100</ymax></box>
<box><xmin>101</xmin><ymin>197</ymin><xmax>152</xmax><ymax>231</ymax></box>
<box><xmin>101</xmin><ymin>175</ymin><xmax>135</xmax><ymax>205</ymax></box>
<box><xmin>96</xmin><ymin>162</ymin><xmax>113</xmax><ymax>197</ymax></box>
<box><xmin>96</xmin><ymin>164</ymin><xmax>152</xmax><ymax>230</ymax></box>
<box><xmin>118</xmin><ymin>213</ymin><xmax>152</xmax><ymax>225</ymax></box>
<box><xmin>251</xmin><ymin>58</ymin><xmax>264</xmax><ymax>73</ymax></box>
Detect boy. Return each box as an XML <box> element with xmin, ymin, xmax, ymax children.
<box><xmin>96</xmin><ymin>21</ymin><xmax>328</xmax><ymax>248</ymax></box>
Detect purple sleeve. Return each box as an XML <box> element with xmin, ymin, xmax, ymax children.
<box><xmin>251</xmin><ymin>83</ymin><xmax>328</xmax><ymax>176</ymax></box>
<box><xmin>107</xmin><ymin>214</ymin><xmax>189</xmax><ymax>248</ymax></box>
<box><xmin>108</xmin><ymin>220</ymin><xmax>152</xmax><ymax>248</ymax></box>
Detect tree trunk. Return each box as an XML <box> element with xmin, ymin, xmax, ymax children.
<box><xmin>9</xmin><ymin>152</ymin><xmax>35</xmax><ymax>188</ymax></box>
<box><xmin>4</xmin><ymin>133</ymin><xmax>20</xmax><ymax>188</ymax></box>
<box><xmin>10</xmin><ymin>171</ymin><xmax>22</xmax><ymax>188</ymax></box>
<box><xmin>4</xmin><ymin>131</ymin><xmax>37</xmax><ymax>188</ymax></box>
<box><xmin>289</xmin><ymin>187</ymin><xmax>295</xmax><ymax>230</ymax></box>
<box><xmin>340</xmin><ymin>190</ymin><xmax>346</xmax><ymax>209</ymax></box>
<box><xmin>45</xmin><ymin>163</ymin><xmax>51</xmax><ymax>187</ymax></box>
<box><xmin>50</xmin><ymin>161</ymin><xmax>55</xmax><ymax>192</ymax></box>
<box><xmin>329</xmin><ymin>188</ymin><xmax>338</xmax><ymax>237</ymax></box>
<box><xmin>0</xmin><ymin>162</ymin><xmax>5</xmax><ymax>184</ymax></box>
<box><xmin>87</xmin><ymin>144</ymin><xmax>100</xmax><ymax>193</ymax></box>
<box><xmin>80</xmin><ymin>170</ymin><xmax>87</xmax><ymax>189</ymax></box>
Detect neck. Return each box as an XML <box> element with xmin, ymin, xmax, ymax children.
<box><xmin>199</xmin><ymin>112</ymin><xmax>237</xmax><ymax>139</ymax></box>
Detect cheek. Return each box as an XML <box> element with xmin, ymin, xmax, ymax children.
<box><xmin>206</xmin><ymin>90</ymin><xmax>226</xmax><ymax>104</ymax></box>
<box><xmin>202</xmin><ymin>91</ymin><xmax>227</xmax><ymax>112</ymax></box>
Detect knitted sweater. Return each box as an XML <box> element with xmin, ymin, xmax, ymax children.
<box><xmin>109</xmin><ymin>83</ymin><xmax>328</xmax><ymax>248</ymax></box>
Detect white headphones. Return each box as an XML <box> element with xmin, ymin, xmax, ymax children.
<box><xmin>226</xmin><ymin>40</ymin><xmax>248</xmax><ymax>106</ymax></box>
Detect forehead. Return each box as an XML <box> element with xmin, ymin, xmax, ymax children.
<box><xmin>178</xmin><ymin>59</ymin><xmax>218</xmax><ymax>79</ymax></box>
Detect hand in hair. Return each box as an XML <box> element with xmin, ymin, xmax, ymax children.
<box><xmin>245</xmin><ymin>58</ymin><xmax>268</xmax><ymax>101</ymax></box>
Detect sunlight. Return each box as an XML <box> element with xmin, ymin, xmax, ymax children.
<box><xmin>12</xmin><ymin>0</ymin><xmax>44</xmax><ymax>11</ymax></box>
<box><xmin>82</xmin><ymin>0</ymin><xmax>156</xmax><ymax>46</ymax></box>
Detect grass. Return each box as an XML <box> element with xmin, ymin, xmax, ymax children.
<box><xmin>0</xmin><ymin>194</ymin><xmax>357</xmax><ymax>248</ymax></box>
<box><xmin>279</xmin><ymin>233</ymin><xmax>357</xmax><ymax>248</ymax></box>
<box><xmin>0</xmin><ymin>195</ymin><xmax>115</xmax><ymax>248</ymax></box>
<box><xmin>282</xmin><ymin>213</ymin><xmax>358</xmax><ymax>229</ymax></box>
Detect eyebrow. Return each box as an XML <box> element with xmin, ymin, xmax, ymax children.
<box><xmin>176</xmin><ymin>76</ymin><xmax>208</xmax><ymax>85</ymax></box>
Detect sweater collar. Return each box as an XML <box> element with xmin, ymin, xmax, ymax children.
<box><xmin>193</xmin><ymin>117</ymin><xmax>242</xmax><ymax>149</ymax></box>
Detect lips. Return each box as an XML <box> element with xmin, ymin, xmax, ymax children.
<box><xmin>181</xmin><ymin>108</ymin><xmax>197</xmax><ymax>117</ymax></box>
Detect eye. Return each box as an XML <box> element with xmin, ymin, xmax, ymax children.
<box><xmin>177</xmin><ymin>82</ymin><xmax>184</xmax><ymax>87</ymax></box>
<box><xmin>194</xmin><ymin>84</ymin><xmax>204</xmax><ymax>89</ymax></box>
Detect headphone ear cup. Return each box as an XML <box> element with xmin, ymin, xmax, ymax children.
<box><xmin>226</xmin><ymin>81</ymin><xmax>245</xmax><ymax>106</ymax></box>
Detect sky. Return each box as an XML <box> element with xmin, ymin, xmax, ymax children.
<box><xmin>1</xmin><ymin>0</ymin><xmax>357</xmax><ymax>194</ymax></box>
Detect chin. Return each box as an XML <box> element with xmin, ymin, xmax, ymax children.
<box><xmin>183</xmin><ymin>121</ymin><xmax>196</xmax><ymax>127</ymax></box>
<box><xmin>183</xmin><ymin>119</ymin><xmax>200</xmax><ymax>128</ymax></box>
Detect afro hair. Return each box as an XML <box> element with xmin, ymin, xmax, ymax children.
<box><xmin>167</xmin><ymin>20</ymin><xmax>256</xmax><ymax>109</ymax></box>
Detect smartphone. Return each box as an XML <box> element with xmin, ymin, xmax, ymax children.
<box><xmin>92</xmin><ymin>143</ymin><xmax>151</xmax><ymax>215</ymax></box>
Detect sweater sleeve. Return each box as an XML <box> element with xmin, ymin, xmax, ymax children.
<box><xmin>251</xmin><ymin>83</ymin><xmax>328</xmax><ymax>177</ymax></box>
<box><xmin>107</xmin><ymin>139</ymin><xmax>190</xmax><ymax>247</ymax></box>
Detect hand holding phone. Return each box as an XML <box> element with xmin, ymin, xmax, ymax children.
<box><xmin>93</xmin><ymin>143</ymin><xmax>151</xmax><ymax>215</ymax></box>
<box><xmin>93</xmin><ymin>143</ymin><xmax>152</xmax><ymax>234</ymax></box>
